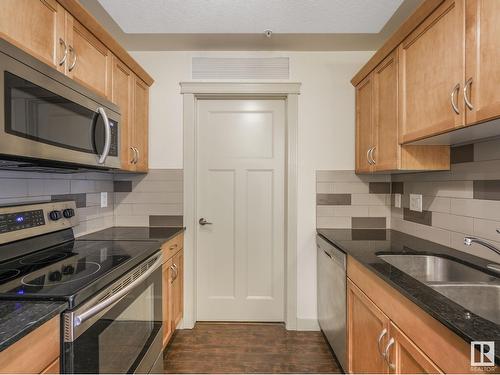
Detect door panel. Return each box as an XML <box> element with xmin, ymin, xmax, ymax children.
<box><xmin>348</xmin><ymin>280</ymin><xmax>389</xmax><ymax>374</ymax></box>
<box><xmin>355</xmin><ymin>75</ymin><xmax>374</xmax><ymax>173</ymax></box>
<box><xmin>197</xmin><ymin>99</ymin><xmax>285</xmax><ymax>321</ymax></box>
<box><xmin>399</xmin><ymin>0</ymin><xmax>465</xmax><ymax>143</ymax></box>
<box><xmin>373</xmin><ymin>52</ymin><xmax>399</xmax><ymax>171</ymax></box>
<box><xmin>465</xmin><ymin>0</ymin><xmax>500</xmax><ymax>124</ymax></box>
<box><xmin>162</xmin><ymin>258</ymin><xmax>173</xmax><ymax>347</ymax></box>
<box><xmin>132</xmin><ymin>76</ymin><xmax>149</xmax><ymax>172</ymax></box>
<box><xmin>0</xmin><ymin>0</ymin><xmax>65</xmax><ymax>70</ymax></box>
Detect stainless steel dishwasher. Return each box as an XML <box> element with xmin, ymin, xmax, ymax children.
<box><xmin>317</xmin><ymin>234</ymin><xmax>347</xmax><ymax>371</ymax></box>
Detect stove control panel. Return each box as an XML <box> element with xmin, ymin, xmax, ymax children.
<box><xmin>0</xmin><ymin>201</ymin><xmax>78</xmax><ymax>245</ymax></box>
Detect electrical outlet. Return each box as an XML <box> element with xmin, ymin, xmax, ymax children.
<box><xmin>394</xmin><ymin>193</ymin><xmax>402</xmax><ymax>208</ymax></box>
<box><xmin>409</xmin><ymin>194</ymin><xmax>422</xmax><ymax>212</ymax></box>
<box><xmin>100</xmin><ymin>192</ymin><xmax>108</xmax><ymax>208</ymax></box>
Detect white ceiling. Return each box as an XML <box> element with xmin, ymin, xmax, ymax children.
<box><xmin>97</xmin><ymin>0</ymin><xmax>404</xmax><ymax>34</ymax></box>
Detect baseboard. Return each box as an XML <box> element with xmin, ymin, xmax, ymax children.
<box><xmin>296</xmin><ymin>318</ymin><xmax>320</xmax><ymax>331</ymax></box>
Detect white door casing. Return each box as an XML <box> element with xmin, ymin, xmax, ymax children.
<box><xmin>196</xmin><ymin>99</ymin><xmax>285</xmax><ymax>321</ymax></box>
<box><xmin>181</xmin><ymin>82</ymin><xmax>300</xmax><ymax>330</ymax></box>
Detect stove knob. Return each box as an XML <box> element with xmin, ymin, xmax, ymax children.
<box><xmin>62</xmin><ymin>265</ymin><xmax>75</xmax><ymax>275</ymax></box>
<box><xmin>48</xmin><ymin>271</ymin><xmax>62</xmax><ymax>282</ymax></box>
<box><xmin>49</xmin><ymin>210</ymin><xmax>62</xmax><ymax>221</ymax></box>
<box><xmin>63</xmin><ymin>208</ymin><xmax>75</xmax><ymax>218</ymax></box>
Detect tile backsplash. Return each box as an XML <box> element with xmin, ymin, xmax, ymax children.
<box><xmin>0</xmin><ymin>168</ymin><xmax>183</xmax><ymax>237</ymax></box>
<box><xmin>316</xmin><ymin>171</ymin><xmax>392</xmax><ymax>229</ymax></box>
<box><xmin>316</xmin><ymin>138</ymin><xmax>500</xmax><ymax>262</ymax></box>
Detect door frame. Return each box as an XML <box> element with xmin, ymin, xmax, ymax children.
<box><xmin>181</xmin><ymin>82</ymin><xmax>301</xmax><ymax>330</ymax></box>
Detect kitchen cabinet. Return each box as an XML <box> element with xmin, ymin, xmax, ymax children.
<box><xmin>130</xmin><ymin>76</ymin><xmax>150</xmax><ymax>172</ymax></box>
<box><xmin>355</xmin><ymin>51</ymin><xmax>450</xmax><ymax>174</ymax></box>
<box><xmin>347</xmin><ymin>256</ymin><xmax>475</xmax><ymax>373</ymax></box>
<box><xmin>65</xmin><ymin>16</ymin><xmax>111</xmax><ymax>99</ymax></box>
<box><xmin>355</xmin><ymin>75</ymin><xmax>374</xmax><ymax>173</ymax></box>
<box><xmin>0</xmin><ymin>0</ymin><xmax>66</xmax><ymax>73</ymax></box>
<box><xmin>347</xmin><ymin>280</ymin><xmax>389</xmax><ymax>373</ymax></box>
<box><xmin>464</xmin><ymin>0</ymin><xmax>500</xmax><ymax>125</ymax></box>
<box><xmin>0</xmin><ymin>315</ymin><xmax>60</xmax><ymax>374</ymax></box>
<box><xmin>399</xmin><ymin>0</ymin><xmax>465</xmax><ymax>143</ymax></box>
<box><xmin>161</xmin><ymin>233</ymin><xmax>184</xmax><ymax>347</ymax></box>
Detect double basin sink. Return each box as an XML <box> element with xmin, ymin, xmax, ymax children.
<box><xmin>378</xmin><ymin>254</ymin><xmax>500</xmax><ymax>325</ymax></box>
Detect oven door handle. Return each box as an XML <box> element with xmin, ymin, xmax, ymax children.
<box><xmin>74</xmin><ymin>254</ymin><xmax>163</xmax><ymax>327</ymax></box>
<box><xmin>97</xmin><ymin>107</ymin><xmax>112</xmax><ymax>164</ymax></box>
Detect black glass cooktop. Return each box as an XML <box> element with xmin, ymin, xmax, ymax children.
<box><xmin>0</xmin><ymin>239</ymin><xmax>162</xmax><ymax>308</ymax></box>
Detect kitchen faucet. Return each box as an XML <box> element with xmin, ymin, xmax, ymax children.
<box><xmin>464</xmin><ymin>234</ymin><xmax>500</xmax><ymax>273</ymax></box>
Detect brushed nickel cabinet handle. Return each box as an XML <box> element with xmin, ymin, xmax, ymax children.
<box><xmin>377</xmin><ymin>328</ymin><xmax>387</xmax><ymax>358</ymax></box>
<box><xmin>58</xmin><ymin>38</ymin><xmax>67</xmax><ymax>66</ymax></box>
<box><xmin>370</xmin><ymin>146</ymin><xmax>376</xmax><ymax>165</ymax></box>
<box><xmin>464</xmin><ymin>77</ymin><xmax>474</xmax><ymax>110</ymax></box>
<box><xmin>68</xmin><ymin>46</ymin><xmax>77</xmax><ymax>72</ymax></box>
<box><xmin>130</xmin><ymin>147</ymin><xmax>136</xmax><ymax>164</ymax></box>
<box><xmin>450</xmin><ymin>83</ymin><xmax>460</xmax><ymax>114</ymax></box>
<box><xmin>169</xmin><ymin>244</ymin><xmax>178</xmax><ymax>251</ymax></box>
<box><xmin>135</xmin><ymin>147</ymin><xmax>140</xmax><ymax>163</ymax></box>
<box><xmin>384</xmin><ymin>337</ymin><xmax>396</xmax><ymax>370</ymax></box>
<box><xmin>366</xmin><ymin>147</ymin><xmax>373</xmax><ymax>165</ymax></box>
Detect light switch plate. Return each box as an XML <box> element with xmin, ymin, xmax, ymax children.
<box><xmin>101</xmin><ymin>192</ymin><xmax>108</xmax><ymax>208</ymax></box>
<box><xmin>394</xmin><ymin>193</ymin><xmax>402</xmax><ymax>208</ymax></box>
<box><xmin>409</xmin><ymin>194</ymin><xmax>422</xmax><ymax>212</ymax></box>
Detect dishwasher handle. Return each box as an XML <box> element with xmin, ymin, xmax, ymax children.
<box><xmin>318</xmin><ymin>241</ymin><xmax>346</xmax><ymax>268</ymax></box>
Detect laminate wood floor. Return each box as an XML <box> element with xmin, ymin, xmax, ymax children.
<box><xmin>163</xmin><ymin>322</ymin><xmax>343</xmax><ymax>374</ymax></box>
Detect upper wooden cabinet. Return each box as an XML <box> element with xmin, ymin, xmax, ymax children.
<box><xmin>0</xmin><ymin>0</ymin><xmax>66</xmax><ymax>72</ymax></box>
<box><xmin>355</xmin><ymin>51</ymin><xmax>450</xmax><ymax>174</ymax></box>
<box><xmin>464</xmin><ymin>0</ymin><xmax>500</xmax><ymax>125</ymax></box>
<box><xmin>66</xmin><ymin>17</ymin><xmax>111</xmax><ymax>99</ymax></box>
<box><xmin>130</xmin><ymin>76</ymin><xmax>149</xmax><ymax>172</ymax></box>
<box><xmin>399</xmin><ymin>0</ymin><xmax>466</xmax><ymax>143</ymax></box>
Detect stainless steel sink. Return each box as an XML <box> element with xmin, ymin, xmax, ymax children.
<box><xmin>378</xmin><ymin>254</ymin><xmax>498</xmax><ymax>283</ymax></box>
<box><xmin>428</xmin><ymin>283</ymin><xmax>500</xmax><ymax>325</ymax></box>
<box><xmin>378</xmin><ymin>254</ymin><xmax>500</xmax><ymax>324</ymax></box>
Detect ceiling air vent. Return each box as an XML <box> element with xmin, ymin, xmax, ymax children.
<box><xmin>192</xmin><ymin>57</ymin><xmax>290</xmax><ymax>80</ymax></box>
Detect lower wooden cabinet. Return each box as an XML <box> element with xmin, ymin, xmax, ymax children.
<box><xmin>0</xmin><ymin>315</ymin><xmax>60</xmax><ymax>374</ymax></box>
<box><xmin>161</xmin><ymin>234</ymin><xmax>184</xmax><ymax>348</ymax></box>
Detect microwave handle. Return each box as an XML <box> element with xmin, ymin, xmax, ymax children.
<box><xmin>74</xmin><ymin>253</ymin><xmax>163</xmax><ymax>327</ymax></box>
<box><xmin>97</xmin><ymin>107</ymin><xmax>111</xmax><ymax>164</ymax></box>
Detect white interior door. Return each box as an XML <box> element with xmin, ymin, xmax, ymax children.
<box><xmin>196</xmin><ymin>99</ymin><xmax>285</xmax><ymax>321</ymax></box>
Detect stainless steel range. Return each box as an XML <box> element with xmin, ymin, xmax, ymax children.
<box><xmin>0</xmin><ymin>201</ymin><xmax>164</xmax><ymax>373</ymax></box>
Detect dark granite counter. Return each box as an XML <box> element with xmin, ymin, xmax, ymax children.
<box><xmin>77</xmin><ymin>226</ymin><xmax>185</xmax><ymax>243</ymax></box>
<box><xmin>317</xmin><ymin>228</ymin><xmax>500</xmax><ymax>361</ymax></box>
<box><xmin>0</xmin><ymin>300</ymin><xmax>67</xmax><ymax>352</ymax></box>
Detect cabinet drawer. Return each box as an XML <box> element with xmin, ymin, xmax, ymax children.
<box><xmin>161</xmin><ymin>233</ymin><xmax>184</xmax><ymax>261</ymax></box>
<box><xmin>0</xmin><ymin>315</ymin><xmax>59</xmax><ymax>374</ymax></box>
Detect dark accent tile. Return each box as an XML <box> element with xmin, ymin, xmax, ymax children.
<box><xmin>451</xmin><ymin>144</ymin><xmax>474</xmax><ymax>164</ymax></box>
<box><xmin>391</xmin><ymin>182</ymin><xmax>404</xmax><ymax>194</ymax></box>
<box><xmin>113</xmin><ymin>180</ymin><xmax>132</xmax><ymax>192</ymax></box>
<box><xmin>473</xmin><ymin>180</ymin><xmax>500</xmax><ymax>201</ymax></box>
<box><xmin>369</xmin><ymin>182</ymin><xmax>391</xmax><ymax>194</ymax></box>
<box><xmin>149</xmin><ymin>215</ymin><xmax>183</xmax><ymax>227</ymax></box>
<box><xmin>351</xmin><ymin>217</ymin><xmax>386</xmax><ymax>229</ymax></box>
<box><xmin>316</xmin><ymin>193</ymin><xmax>351</xmax><ymax>206</ymax></box>
<box><xmin>51</xmin><ymin>193</ymin><xmax>86</xmax><ymax>208</ymax></box>
<box><xmin>351</xmin><ymin>229</ymin><xmax>387</xmax><ymax>241</ymax></box>
<box><xmin>403</xmin><ymin>208</ymin><xmax>432</xmax><ymax>226</ymax></box>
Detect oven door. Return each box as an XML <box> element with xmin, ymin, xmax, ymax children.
<box><xmin>0</xmin><ymin>39</ymin><xmax>120</xmax><ymax>169</ymax></box>
<box><xmin>63</xmin><ymin>253</ymin><xmax>163</xmax><ymax>374</ymax></box>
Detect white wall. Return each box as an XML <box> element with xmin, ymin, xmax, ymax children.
<box><xmin>131</xmin><ymin>50</ymin><xmax>373</xmax><ymax>326</ymax></box>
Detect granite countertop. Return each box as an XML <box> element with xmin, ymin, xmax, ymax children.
<box><xmin>77</xmin><ymin>226</ymin><xmax>185</xmax><ymax>243</ymax></box>
<box><xmin>0</xmin><ymin>300</ymin><xmax>67</xmax><ymax>352</ymax></box>
<box><xmin>317</xmin><ymin>228</ymin><xmax>500</xmax><ymax>361</ymax></box>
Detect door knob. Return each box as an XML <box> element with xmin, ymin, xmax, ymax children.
<box><xmin>199</xmin><ymin>218</ymin><xmax>213</xmax><ymax>226</ymax></box>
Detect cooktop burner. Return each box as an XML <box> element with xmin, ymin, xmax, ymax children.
<box><xmin>0</xmin><ymin>236</ymin><xmax>163</xmax><ymax>308</ymax></box>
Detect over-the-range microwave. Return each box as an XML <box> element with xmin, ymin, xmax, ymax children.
<box><xmin>0</xmin><ymin>38</ymin><xmax>120</xmax><ymax>171</ymax></box>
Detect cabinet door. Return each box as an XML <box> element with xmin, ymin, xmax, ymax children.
<box><xmin>465</xmin><ymin>0</ymin><xmax>500</xmax><ymax>124</ymax></box>
<box><xmin>111</xmin><ymin>56</ymin><xmax>134</xmax><ymax>171</ymax></box>
<box><xmin>387</xmin><ymin>323</ymin><xmax>442</xmax><ymax>374</ymax></box>
<box><xmin>132</xmin><ymin>76</ymin><xmax>149</xmax><ymax>172</ymax></box>
<box><xmin>0</xmin><ymin>0</ymin><xmax>66</xmax><ymax>71</ymax></box>
<box><xmin>355</xmin><ymin>75</ymin><xmax>374</xmax><ymax>173</ymax></box>
<box><xmin>373</xmin><ymin>51</ymin><xmax>399</xmax><ymax>171</ymax></box>
<box><xmin>399</xmin><ymin>0</ymin><xmax>465</xmax><ymax>143</ymax></box>
<box><xmin>347</xmin><ymin>280</ymin><xmax>389</xmax><ymax>374</ymax></box>
<box><xmin>66</xmin><ymin>17</ymin><xmax>111</xmax><ymax>98</ymax></box>
<box><xmin>171</xmin><ymin>250</ymin><xmax>184</xmax><ymax>329</ymax></box>
<box><xmin>162</xmin><ymin>258</ymin><xmax>174</xmax><ymax>347</ymax></box>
